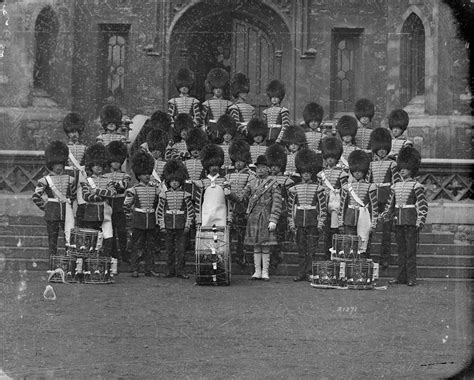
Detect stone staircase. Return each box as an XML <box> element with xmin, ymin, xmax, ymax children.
<box><xmin>1</xmin><ymin>215</ymin><xmax>472</xmax><ymax>280</ymax></box>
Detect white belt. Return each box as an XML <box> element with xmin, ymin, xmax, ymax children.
<box><xmin>48</xmin><ymin>198</ymin><xmax>71</xmax><ymax>204</ymax></box>
<box><xmin>348</xmin><ymin>205</ymin><xmax>361</xmax><ymax>209</ymax></box>
<box><xmin>134</xmin><ymin>207</ymin><xmax>155</xmax><ymax>213</ymax></box>
<box><xmin>395</xmin><ymin>205</ymin><xmax>416</xmax><ymax>209</ymax></box>
<box><xmin>166</xmin><ymin>210</ymin><xmax>185</xmax><ymax>215</ymax></box>
<box><xmin>269</xmin><ymin>124</ymin><xmax>282</xmax><ymax>128</ymax></box>
<box><xmin>114</xmin><ymin>194</ymin><xmax>125</xmax><ymax>198</ymax></box>
<box><xmin>296</xmin><ymin>205</ymin><xmax>317</xmax><ymax>210</ymax></box>
<box><xmin>375</xmin><ymin>183</ymin><xmax>391</xmax><ymax>187</ymax></box>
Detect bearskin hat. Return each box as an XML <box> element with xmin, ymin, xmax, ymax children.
<box><xmin>63</xmin><ymin>112</ymin><xmax>85</xmax><ymax>135</ymax></box>
<box><xmin>201</xmin><ymin>143</ymin><xmax>224</xmax><ymax>171</ymax></box>
<box><xmin>146</xmin><ymin>128</ymin><xmax>169</xmax><ymax>153</ymax></box>
<box><xmin>303</xmin><ymin>102</ymin><xmax>324</xmax><ymax>125</ymax></box>
<box><xmin>174</xmin><ymin>113</ymin><xmax>193</xmax><ymax>134</ymax></box>
<box><xmin>354</xmin><ymin>98</ymin><xmax>375</xmax><ymax>120</ymax></box>
<box><xmin>295</xmin><ymin>148</ymin><xmax>323</xmax><ymax>177</ymax></box>
<box><xmin>186</xmin><ymin>128</ymin><xmax>208</xmax><ymax>152</ymax></box>
<box><xmin>163</xmin><ymin>159</ymin><xmax>189</xmax><ymax>185</ymax></box>
<box><xmin>397</xmin><ymin>146</ymin><xmax>421</xmax><ymax>176</ymax></box>
<box><xmin>84</xmin><ymin>143</ymin><xmax>110</xmax><ymax>169</ymax></box>
<box><xmin>388</xmin><ymin>109</ymin><xmax>409</xmax><ymax>131</ymax></box>
<box><xmin>131</xmin><ymin>151</ymin><xmax>155</xmax><ymax>178</ymax></box>
<box><xmin>230</xmin><ymin>72</ymin><xmax>250</xmax><ymax>98</ymax></box>
<box><xmin>266</xmin><ymin>79</ymin><xmax>285</xmax><ymax>100</ymax></box>
<box><xmin>282</xmin><ymin>125</ymin><xmax>307</xmax><ymax>147</ymax></box>
<box><xmin>348</xmin><ymin>150</ymin><xmax>371</xmax><ymax>176</ymax></box>
<box><xmin>216</xmin><ymin>114</ymin><xmax>238</xmax><ymax>138</ymax></box>
<box><xmin>247</xmin><ymin>117</ymin><xmax>269</xmax><ymax>139</ymax></box>
<box><xmin>205</xmin><ymin>68</ymin><xmax>229</xmax><ymax>91</ymax></box>
<box><xmin>337</xmin><ymin>115</ymin><xmax>358</xmax><ymax>138</ymax></box>
<box><xmin>100</xmin><ymin>105</ymin><xmax>122</xmax><ymax>128</ymax></box>
<box><xmin>45</xmin><ymin>141</ymin><xmax>69</xmax><ymax>170</ymax></box>
<box><xmin>321</xmin><ymin>137</ymin><xmax>343</xmax><ymax>160</ymax></box>
<box><xmin>370</xmin><ymin>127</ymin><xmax>392</xmax><ymax>154</ymax></box>
<box><xmin>107</xmin><ymin>140</ymin><xmax>128</xmax><ymax>165</ymax></box>
<box><xmin>254</xmin><ymin>155</ymin><xmax>269</xmax><ymax>167</ymax></box>
<box><xmin>229</xmin><ymin>139</ymin><xmax>251</xmax><ymax>165</ymax></box>
<box><xmin>175</xmin><ymin>68</ymin><xmax>194</xmax><ymax>91</ymax></box>
<box><xmin>266</xmin><ymin>143</ymin><xmax>287</xmax><ymax>172</ymax></box>
<box><xmin>150</xmin><ymin>110</ymin><xmax>172</xmax><ymax>130</ymax></box>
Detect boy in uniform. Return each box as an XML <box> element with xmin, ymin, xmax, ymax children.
<box><xmin>338</xmin><ymin>150</ymin><xmax>378</xmax><ymax>257</ymax></box>
<box><xmin>32</xmin><ymin>141</ymin><xmax>76</xmax><ymax>256</ymax></box>
<box><xmin>96</xmin><ymin>105</ymin><xmax>128</xmax><ymax>146</ymax></box>
<box><xmin>124</xmin><ymin>152</ymin><xmax>161</xmax><ymax>278</ymax></box>
<box><xmin>288</xmin><ymin>148</ymin><xmax>326</xmax><ymax>281</ymax></box>
<box><xmin>337</xmin><ymin>115</ymin><xmax>359</xmax><ymax>170</ymax></box>
<box><xmin>384</xmin><ymin>146</ymin><xmax>428</xmax><ymax>286</ymax></box>
<box><xmin>170</xmin><ymin>113</ymin><xmax>193</xmax><ymax>158</ymax></box>
<box><xmin>105</xmin><ymin>141</ymin><xmax>131</xmax><ymax>263</ymax></box>
<box><xmin>247</xmin><ymin>117</ymin><xmax>269</xmax><ymax>166</ymax></box>
<box><xmin>388</xmin><ymin>109</ymin><xmax>413</xmax><ymax>159</ymax></box>
<box><xmin>262</xmin><ymin>79</ymin><xmax>290</xmax><ymax>145</ymax></box>
<box><xmin>282</xmin><ymin>125</ymin><xmax>307</xmax><ymax>179</ymax></box>
<box><xmin>302</xmin><ymin>102</ymin><xmax>325</xmax><ymax>153</ymax></box>
<box><xmin>157</xmin><ymin>159</ymin><xmax>194</xmax><ymax>279</ymax></box>
<box><xmin>354</xmin><ymin>98</ymin><xmax>375</xmax><ymax>150</ymax></box>
<box><xmin>216</xmin><ymin>114</ymin><xmax>239</xmax><ymax>173</ymax></box>
<box><xmin>168</xmin><ymin>68</ymin><xmax>201</xmax><ymax>128</ymax></box>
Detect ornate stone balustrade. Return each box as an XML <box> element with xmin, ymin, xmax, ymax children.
<box><xmin>0</xmin><ymin>150</ymin><xmax>473</xmax><ymax>202</ymax></box>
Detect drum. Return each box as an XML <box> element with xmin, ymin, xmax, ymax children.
<box><xmin>195</xmin><ymin>226</ymin><xmax>230</xmax><ymax>285</ymax></box>
<box><xmin>311</xmin><ymin>260</ymin><xmax>344</xmax><ymax>289</ymax></box>
<box><xmin>343</xmin><ymin>260</ymin><xmax>379</xmax><ymax>290</ymax></box>
<box><xmin>83</xmin><ymin>255</ymin><xmax>113</xmax><ymax>284</ymax></box>
<box><xmin>69</xmin><ymin>227</ymin><xmax>102</xmax><ymax>256</ymax></box>
<box><xmin>330</xmin><ymin>234</ymin><xmax>359</xmax><ymax>261</ymax></box>
<box><xmin>49</xmin><ymin>255</ymin><xmax>78</xmax><ymax>283</ymax></box>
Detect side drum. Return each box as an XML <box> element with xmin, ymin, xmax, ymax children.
<box><xmin>69</xmin><ymin>227</ymin><xmax>102</xmax><ymax>257</ymax></box>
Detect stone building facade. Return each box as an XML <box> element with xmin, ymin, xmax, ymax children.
<box><xmin>0</xmin><ymin>0</ymin><xmax>471</xmax><ymax>158</ymax></box>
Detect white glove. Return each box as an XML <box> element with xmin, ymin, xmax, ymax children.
<box><xmin>268</xmin><ymin>222</ymin><xmax>277</xmax><ymax>231</ymax></box>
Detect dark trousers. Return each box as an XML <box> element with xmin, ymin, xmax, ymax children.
<box><xmin>130</xmin><ymin>228</ymin><xmax>157</xmax><ymax>273</ymax></box>
<box><xmin>165</xmin><ymin>229</ymin><xmax>186</xmax><ymax>275</ymax></box>
<box><xmin>46</xmin><ymin>220</ymin><xmax>65</xmax><ymax>256</ymax></box>
<box><xmin>111</xmin><ymin>210</ymin><xmax>128</xmax><ymax>260</ymax></box>
<box><xmin>323</xmin><ymin>215</ymin><xmax>337</xmax><ymax>260</ymax></box>
<box><xmin>296</xmin><ymin>226</ymin><xmax>319</xmax><ymax>277</ymax></box>
<box><xmin>77</xmin><ymin>220</ymin><xmax>113</xmax><ymax>256</ymax></box>
<box><xmin>378</xmin><ymin>201</ymin><xmax>392</xmax><ymax>265</ymax></box>
<box><xmin>344</xmin><ymin>225</ymin><xmax>372</xmax><ymax>258</ymax></box>
<box><xmin>395</xmin><ymin>225</ymin><xmax>418</xmax><ymax>283</ymax></box>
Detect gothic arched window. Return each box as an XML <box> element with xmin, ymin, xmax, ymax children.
<box><xmin>33</xmin><ymin>6</ymin><xmax>59</xmax><ymax>91</ymax></box>
<box><xmin>400</xmin><ymin>13</ymin><xmax>425</xmax><ymax>107</ymax></box>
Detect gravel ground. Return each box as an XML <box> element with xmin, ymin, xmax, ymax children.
<box><xmin>1</xmin><ymin>269</ymin><xmax>472</xmax><ymax>379</ymax></box>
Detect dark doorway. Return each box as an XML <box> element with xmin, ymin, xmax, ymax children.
<box><xmin>33</xmin><ymin>6</ymin><xmax>59</xmax><ymax>92</ymax></box>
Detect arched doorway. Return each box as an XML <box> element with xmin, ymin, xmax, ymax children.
<box><xmin>33</xmin><ymin>6</ymin><xmax>59</xmax><ymax>93</ymax></box>
<box><xmin>168</xmin><ymin>1</ymin><xmax>291</xmax><ymax>117</ymax></box>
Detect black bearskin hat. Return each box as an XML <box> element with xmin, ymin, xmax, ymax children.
<box><xmin>205</xmin><ymin>68</ymin><xmax>230</xmax><ymax>91</ymax></box>
<box><xmin>321</xmin><ymin>137</ymin><xmax>343</xmax><ymax>160</ymax></box>
<box><xmin>337</xmin><ymin>115</ymin><xmax>358</xmax><ymax>138</ymax></box>
<box><xmin>107</xmin><ymin>140</ymin><xmax>128</xmax><ymax>165</ymax></box>
<box><xmin>216</xmin><ymin>114</ymin><xmax>238</xmax><ymax>138</ymax></box>
<box><xmin>229</xmin><ymin>139</ymin><xmax>251</xmax><ymax>165</ymax></box>
<box><xmin>163</xmin><ymin>159</ymin><xmax>189</xmax><ymax>185</ymax></box>
<box><xmin>370</xmin><ymin>127</ymin><xmax>392</xmax><ymax>154</ymax></box>
<box><xmin>131</xmin><ymin>151</ymin><xmax>155</xmax><ymax>179</ymax></box>
<box><xmin>63</xmin><ymin>112</ymin><xmax>85</xmax><ymax>135</ymax></box>
<box><xmin>174</xmin><ymin>113</ymin><xmax>193</xmax><ymax>134</ymax></box>
<box><xmin>388</xmin><ymin>109</ymin><xmax>409</xmax><ymax>132</ymax></box>
<box><xmin>348</xmin><ymin>150</ymin><xmax>371</xmax><ymax>176</ymax></box>
<box><xmin>175</xmin><ymin>68</ymin><xmax>194</xmax><ymax>91</ymax></box>
<box><xmin>100</xmin><ymin>105</ymin><xmax>122</xmax><ymax>128</ymax></box>
<box><xmin>45</xmin><ymin>141</ymin><xmax>69</xmax><ymax>170</ymax></box>
<box><xmin>303</xmin><ymin>102</ymin><xmax>324</xmax><ymax>125</ymax></box>
<box><xmin>247</xmin><ymin>117</ymin><xmax>269</xmax><ymax>139</ymax></box>
<box><xmin>146</xmin><ymin>128</ymin><xmax>169</xmax><ymax>153</ymax></box>
<box><xmin>282</xmin><ymin>125</ymin><xmax>307</xmax><ymax>147</ymax></box>
<box><xmin>266</xmin><ymin>143</ymin><xmax>287</xmax><ymax>172</ymax></box>
<box><xmin>186</xmin><ymin>128</ymin><xmax>208</xmax><ymax>152</ymax></box>
<box><xmin>354</xmin><ymin>98</ymin><xmax>375</xmax><ymax>120</ymax></box>
<box><xmin>397</xmin><ymin>146</ymin><xmax>421</xmax><ymax>176</ymax></box>
<box><xmin>230</xmin><ymin>72</ymin><xmax>250</xmax><ymax>98</ymax></box>
<box><xmin>295</xmin><ymin>148</ymin><xmax>323</xmax><ymax>178</ymax></box>
<box><xmin>266</xmin><ymin>79</ymin><xmax>285</xmax><ymax>100</ymax></box>
<box><xmin>254</xmin><ymin>155</ymin><xmax>269</xmax><ymax>167</ymax></box>
<box><xmin>201</xmin><ymin>144</ymin><xmax>224</xmax><ymax>171</ymax></box>
<box><xmin>84</xmin><ymin>143</ymin><xmax>110</xmax><ymax>170</ymax></box>
<box><xmin>150</xmin><ymin>110</ymin><xmax>172</xmax><ymax>132</ymax></box>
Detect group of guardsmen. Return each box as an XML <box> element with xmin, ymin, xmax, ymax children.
<box><xmin>33</xmin><ymin>67</ymin><xmax>428</xmax><ymax>286</ymax></box>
